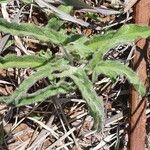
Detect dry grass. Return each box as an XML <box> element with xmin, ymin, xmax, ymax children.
<box><xmin>0</xmin><ymin>0</ymin><xmax>149</xmax><ymax>150</ymax></box>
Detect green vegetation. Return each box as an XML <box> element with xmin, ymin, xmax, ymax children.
<box><xmin>0</xmin><ymin>1</ymin><xmax>150</xmax><ymax>132</ymax></box>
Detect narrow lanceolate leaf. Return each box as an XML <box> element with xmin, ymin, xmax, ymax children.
<box><xmin>94</xmin><ymin>60</ymin><xmax>146</xmax><ymax>97</ymax></box>
<box><xmin>0</xmin><ymin>63</ymin><xmax>53</xmax><ymax>105</ymax></box>
<box><xmin>13</xmin><ymin>81</ymin><xmax>72</xmax><ymax>106</ymax></box>
<box><xmin>70</xmin><ymin>69</ymin><xmax>104</xmax><ymax>131</ymax></box>
<box><xmin>86</xmin><ymin>24</ymin><xmax>150</xmax><ymax>50</ymax></box>
<box><xmin>0</xmin><ymin>59</ymin><xmax>69</xmax><ymax>105</ymax></box>
<box><xmin>56</xmin><ymin>67</ymin><xmax>104</xmax><ymax>131</ymax></box>
<box><xmin>0</xmin><ymin>55</ymin><xmax>49</xmax><ymax>69</ymax></box>
<box><xmin>0</xmin><ymin>18</ymin><xmax>67</xmax><ymax>44</ymax></box>
<box><xmin>86</xmin><ymin>24</ymin><xmax>150</xmax><ymax>68</ymax></box>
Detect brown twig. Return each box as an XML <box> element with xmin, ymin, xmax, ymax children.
<box><xmin>129</xmin><ymin>0</ymin><xmax>150</xmax><ymax>149</ymax></box>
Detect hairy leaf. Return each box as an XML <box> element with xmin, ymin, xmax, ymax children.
<box><xmin>0</xmin><ymin>18</ymin><xmax>67</xmax><ymax>44</ymax></box>
<box><xmin>55</xmin><ymin>67</ymin><xmax>104</xmax><ymax>131</ymax></box>
<box><xmin>0</xmin><ymin>54</ymin><xmax>49</xmax><ymax>69</ymax></box>
<box><xmin>47</xmin><ymin>17</ymin><xmax>64</xmax><ymax>30</ymax></box>
<box><xmin>94</xmin><ymin>60</ymin><xmax>146</xmax><ymax>97</ymax></box>
<box><xmin>65</xmin><ymin>36</ymin><xmax>92</xmax><ymax>59</ymax></box>
<box><xmin>0</xmin><ymin>59</ymin><xmax>69</xmax><ymax>105</ymax></box>
<box><xmin>13</xmin><ymin>81</ymin><xmax>72</xmax><ymax>106</ymax></box>
<box><xmin>86</xmin><ymin>24</ymin><xmax>150</xmax><ymax>50</ymax></box>
<box><xmin>70</xmin><ymin>69</ymin><xmax>104</xmax><ymax>130</ymax></box>
<box><xmin>86</xmin><ymin>24</ymin><xmax>150</xmax><ymax>68</ymax></box>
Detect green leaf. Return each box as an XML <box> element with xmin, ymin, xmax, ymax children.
<box><xmin>86</xmin><ymin>24</ymin><xmax>150</xmax><ymax>68</ymax></box>
<box><xmin>94</xmin><ymin>60</ymin><xmax>146</xmax><ymax>97</ymax></box>
<box><xmin>65</xmin><ymin>36</ymin><xmax>92</xmax><ymax>59</ymax></box>
<box><xmin>70</xmin><ymin>69</ymin><xmax>104</xmax><ymax>130</ymax></box>
<box><xmin>58</xmin><ymin>4</ymin><xmax>73</xmax><ymax>13</ymax></box>
<box><xmin>46</xmin><ymin>5</ymin><xmax>73</xmax><ymax>31</ymax></box>
<box><xmin>86</xmin><ymin>24</ymin><xmax>150</xmax><ymax>52</ymax></box>
<box><xmin>0</xmin><ymin>54</ymin><xmax>49</xmax><ymax>69</ymax></box>
<box><xmin>14</xmin><ymin>81</ymin><xmax>72</xmax><ymax>106</ymax></box>
<box><xmin>55</xmin><ymin>67</ymin><xmax>104</xmax><ymax>131</ymax></box>
<box><xmin>47</xmin><ymin>17</ymin><xmax>64</xmax><ymax>30</ymax></box>
<box><xmin>0</xmin><ymin>63</ymin><xmax>53</xmax><ymax>104</ymax></box>
<box><xmin>0</xmin><ymin>58</ymin><xmax>69</xmax><ymax>105</ymax></box>
<box><xmin>0</xmin><ymin>18</ymin><xmax>67</xmax><ymax>44</ymax></box>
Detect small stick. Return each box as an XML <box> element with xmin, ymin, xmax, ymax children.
<box><xmin>124</xmin><ymin>0</ymin><xmax>138</xmax><ymax>12</ymax></box>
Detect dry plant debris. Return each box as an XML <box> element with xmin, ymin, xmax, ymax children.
<box><xmin>0</xmin><ymin>0</ymin><xmax>149</xmax><ymax>150</ymax></box>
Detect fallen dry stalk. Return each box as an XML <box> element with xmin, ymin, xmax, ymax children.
<box><xmin>129</xmin><ymin>0</ymin><xmax>150</xmax><ymax>149</ymax></box>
